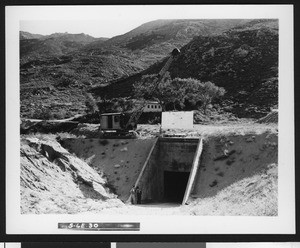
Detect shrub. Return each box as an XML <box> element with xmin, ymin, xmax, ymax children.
<box><xmin>32</xmin><ymin>107</ymin><xmax>54</xmax><ymax>120</ymax></box>
<box><xmin>85</xmin><ymin>93</ymin><xmax>99</xmax><ymax>114</ymax></box>
<box><xmin>134</xmin><ymin>74</ymin><xmax>225</xmax><ymax>113</ymax></box>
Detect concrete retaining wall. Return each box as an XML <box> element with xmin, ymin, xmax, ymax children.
<box><xmin>138</xmin><ymin>143</ymin><xmax>163</xmax><ymax>202</ymax></box>
<box><xmin>61</xmin><ymin>132</ymin><xmax>278</xmax><ymax>205</ymax></box>
<box><xmin>159</xmin><ymin>138</ymin><xmax>198</xmax><ymax>172</ymax></box>
<box><xmin>138</xmin><ymin>138</ymin><xmax>198</xmax><ymax>202</ymax></box>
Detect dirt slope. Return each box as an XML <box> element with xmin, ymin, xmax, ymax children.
<box><xmin>192</xmin><ymin>132</ymin><xmax>277</xmax><ymax>198</ymax></box>
<box><xmin>20</xmin><ymin>123</ymin><xmax>278</xmax><ymax>215</ymax></box>
<box><xmin>21</xmin><ymin>136</ymin><xmax>123</xmax><ymax>214</ymax></box>
<box><xmin>186</xmin><ymin>162</ymin><xmax>277</xmax><ymax>216</ymax></box>
<box><xmin>60</xmin><ymin>138</ymin><xmax>157</xmax><ymax>201</ymax></box>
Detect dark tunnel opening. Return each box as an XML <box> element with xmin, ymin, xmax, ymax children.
<box><xmin>163</xmin><ymin>171</ymin><xmax>190</xmax><ymax>203</ymax></box>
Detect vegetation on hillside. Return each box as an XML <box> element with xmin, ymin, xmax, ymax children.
<box><xmin>84</xmin><ymin>93</ymin><xmax>99</xmax><ymax>114</ymax></box>
<box><xmin>134</xmin><ymin>73</ymin><xmax>225</xmax><ymax>113</ymax></box>
<box><xmin>20</xmin><ymin>19</ymin><xmax>278</xmax><ymax>120</ymax></box>
<box><xmin>96</xmin><ymin>21</ymin><xmax>278</xmax><ymax>119</ymax></box>
<box><xmin>168</xmin><ymin>27</ymin><xmax>278</xmax><ymax>117</ymax></box>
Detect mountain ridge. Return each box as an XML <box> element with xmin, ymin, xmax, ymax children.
<box><xmin>91</xmin><ymin>20</ymin><xmax>278</xmax><ymax>118</ymax></box>
<box><xmin>20</xmin><ymin>19</ymin><xmax>278</xmax><ymax>119</ymax></box>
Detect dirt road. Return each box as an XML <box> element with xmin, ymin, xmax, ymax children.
<box><xmin>98</xmin><ymin>203</ymin><xmax>189</xmax><ymax>215</ymax></box>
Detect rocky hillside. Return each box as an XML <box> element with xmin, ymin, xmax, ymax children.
<box><xmin>86</xmin><ymin>19</ymin><xmax>253</xmax><ymax>65</ymax></box>
<box><xmin>20</xmin><ymin>32</ymin><xmax>108</xmax><ymax>63</ymax></box>
<box><xmin>20</xmin><ymin>49</ymin><xmax>146</xmax><ymax>119</ymax></box>
<box><xmin>20</xmin><ymin>31</ymin><xmax>145</xmax><ymax>119</ymax></box>
<box><xmin>169</xmin><ymin>24</ymin><xmax>278</xmax><ymax>117</ymax></box>
<box><xmin>20</xmin><ymin>19</ymin><xmax>277</xmax><ymax>119</ymax></box>
<box><xmin>94</xmin><ymin>19</ymin><xmax>278</xmax><ymax>118</ymax></box>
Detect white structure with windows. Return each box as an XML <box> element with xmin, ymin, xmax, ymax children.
<box><xmin>143</xmin><ymin>101</ymin><xmax>162</xmax><ymax>112</ymax></box>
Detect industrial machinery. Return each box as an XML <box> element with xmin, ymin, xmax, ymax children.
<box><xmin>99</xmin><ymin>48</ymin><xmax>180</xmax><ymax>138</ymax></box>
<box><xmin>99</xmin><ymin>112</ymin><xmax>137</xmax><ymax>138</ymax></box>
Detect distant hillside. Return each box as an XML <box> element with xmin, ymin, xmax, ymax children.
<box><xmin>85</xmin><ymin>19</ymin><xmax>254</xmax><ymax>65</ymax></box>
<box><xmin>102</xmin><ymin>19</ymin><xmax>251</xmax><ymax>48</ymax></box>
<box><xmin>20</xmin><ymin>31</ymin><xmax>107</xmax><ymax>42</ymax></box>
<box><xmin>20</xmin><ymin>19</ymin><xmax>278</xmax><ymax>119</ymax></box>
<box><xmin>20</xmin><ymin>32</ymin><xmax>107</xmax><ymax>63</ymax></box>
<box><xmin>20</xmin><ymin>31</ymin><xmax>44</xmax><ymax>40</ymax></box>
<box><xmin>46</xmin><ymin>32</ymin><xmax>101</xmax><ymax>42</ymax></box>
<box><xmin>92</xmin><ymin>19</ymin><xmax>278</xmax><ymax>118</ymax></box>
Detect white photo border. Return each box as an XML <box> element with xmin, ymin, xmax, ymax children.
<box><xmin>5</xmin><ymin>4</ymin><xmax>295</xmax><ymax>235</ymax></box>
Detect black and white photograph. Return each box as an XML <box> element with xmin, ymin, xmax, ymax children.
<box><xmin>5</xmin><ymin>4</ymin><xmax>294</xmax><ymax>234</ymax></box>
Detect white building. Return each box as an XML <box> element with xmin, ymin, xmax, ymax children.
<box><xmin>143</xmin><ymin>101</ymin><xmax>162</xmax><ymax>113</ymax></box>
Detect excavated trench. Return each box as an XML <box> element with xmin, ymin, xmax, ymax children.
<box><xmin>60</xmin><ymin>132</ymin><xmax>277</xmax><ymax>205</ymax></box>
<box><xmin>135</xmin><ymin>138</ymin><xmax>200</xmax><ymax>204</ymax></box>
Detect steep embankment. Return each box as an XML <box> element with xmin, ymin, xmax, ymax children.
<box><xmin>21</xmin><ymin>123</ymin><xmax>278</xmax><ymax>215</ymax></box>
<box><xmin>60</xmin><ymin>138</ymin><xmax>157</xmax><ymax>201</ymax></box>
<box><xmin>188</xmin><ymin>131</ymin><xmax>278</xmax><ymax>215</ymax></box>
<box><xmin>21</xmin><ymin>136</ymin><xmax>123</xmax><ymax>214</ymax></box>
<box><xmin>187</xmin><ymin>162</ymin><xmax>277</xmax><ymax>216</ymax></box>
<box><xmin>60</xmin><ymin>124</ymin><xmax>277</xmax><ymax>216</ymax></box>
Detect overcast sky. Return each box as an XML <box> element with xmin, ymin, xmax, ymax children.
<box><xmin>20</xmin><ymin>19</ymin><xmax>148</xmax><ymax>38</ymax></box>
<box><xmin>19</xmin><ymin>5</ymin><xmax>200</xmax><ymax>38</ymax></box>
<box><xmin>16</xmin><ymin>5</ymin><xmax>287</xmax><ymax>38</ymax></box>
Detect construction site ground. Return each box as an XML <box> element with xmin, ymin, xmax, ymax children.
<box><xmin>20</xmin><ymin>121</ymin><xmax>278</xmax><ymax>216</ymax></box>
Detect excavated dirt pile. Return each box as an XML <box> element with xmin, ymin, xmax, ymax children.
<box><xmin>21</xmin><ymin>137</ymin><xmax>123</xmax><ymax>214</ymax></box>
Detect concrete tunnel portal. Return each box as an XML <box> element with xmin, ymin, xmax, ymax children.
<box><xmin>163</xmin><ymin>171</ymin><xmax>190</xmax><ymax>203</ymax></box>
<box><xmin>60</xmin><ymin>130</ymin><xmax>277</xmax><ymax>207</ymax></box>
<box><xmin>134</xmin><ymin>137</ymin><xmax>203</xmax><ymax>205</ymax></box>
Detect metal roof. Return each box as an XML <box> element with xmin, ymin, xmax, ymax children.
<box><xmin>100</xmin><ymin>112</ymin><xmax>123</xmax><ymax>116</ymax></box>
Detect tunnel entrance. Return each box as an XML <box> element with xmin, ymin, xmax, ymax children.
<box><xmin>163</xmin><ymin>171</ymin><xmax>190</xmax><ymax>203</ymax></box>
<box><xmin>132</xmin><ymin>137</ymin><xmax>200</xmax><ymax>204</ymax></box>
